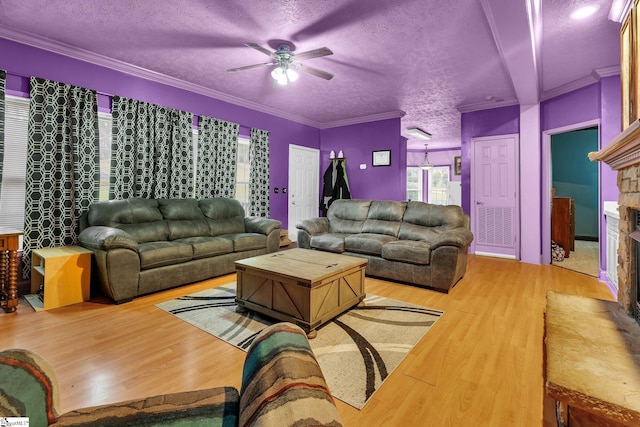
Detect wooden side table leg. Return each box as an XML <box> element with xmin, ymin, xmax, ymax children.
<box><xmin>0</xmin><ymin>249</ymin><xmax>7</xmax><ymax>311</ymax></box>
<box><xmin>4</xmin><ymin>249</ymin><xmax>18</xmax><ymax>313</ymax></box>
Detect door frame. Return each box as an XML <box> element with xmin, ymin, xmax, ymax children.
<box><xmin>470</xmin><ymin>133</ymin><xmax>520</xmax><ymax>259</ymax></box>
<box><xmin>287</xmin><ymin>144</ymin><xmax>320</xmax><ymax>242</ymax></box>
<box><xmin>541</xmin><ymin>119</ymin><xmax>600</xmax><ymax>265</ymax></box>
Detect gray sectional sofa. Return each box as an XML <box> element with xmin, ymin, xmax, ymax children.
<box><xmin>296</xmin><ymin>199</ymin><xmax>473</xmax><ymax>292</ymax></box>
<box><xmin>78</xmin><ymin>197</ymin><xmax>281</xmax><ymax>303</ymax></box>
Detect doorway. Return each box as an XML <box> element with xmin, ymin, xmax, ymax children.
<box><xmin>543</xmin><ymin>121</ymin><xmax>600</xmax><ymax>276</ymax></box>
<box><xmin>287</xmin><ymin>145</ymin><xmax>319</xmax><ymax>242</ymax></box>
<box><xmin>469</xmin><ymin>134</ymin><xmax>520</xmax><ymax>259</ymax></box>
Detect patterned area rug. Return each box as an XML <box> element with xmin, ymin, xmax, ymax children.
<box><xmin>156</xmin><ymin>283</ymin><xmax>443</xmax><ymax>409</ymax></box>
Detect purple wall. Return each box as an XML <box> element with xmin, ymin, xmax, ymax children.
<box><xmin>541</xmin><ymin>80</ymin><xmax>620</xmax><ymax>280</ymax></box>
<box><xmin>541</xmin><ymin>84</ymin><xmax>600</xmax><ymax>131</ymax></box>
<box><xmin>460</xmin><ymin>105</ymin><xmax>520</xmax><ymax>214</ymax></box>
<box><xmin>599</xmin><ymin>76</ymin><xmax>622</xmax><ymax>280</ymax></box>
<box><xmin>319</xmin><ymin>119</ymin><xmax>405</xmax><ymax>201</ymax></box>
<box><xmin>0</xmin><ymin>37</ymin><xmax>321</xmax><ymax>227</ymax></box>
<box><xmin>461</xmin><ymin>79</ymin><xmax>620</xmax><ymax>276</ymax></box>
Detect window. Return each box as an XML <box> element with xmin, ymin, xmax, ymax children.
<box><xmin>98</xmin><ymin>112</ymin><xmax>112</xmax><ymax>201</ymax></box>
<box><xmin>427</xmin><ymin>166</ymin><xmax>450</xmax><ymax>205</ymax></box>
<box><xmin>406</xmin><ymin>167</ymin><xmax>423</xmax><ymax>201</ymax></box>
<box><xmin>0</xmin><ymin>95</ymin><xmax>29</xmax><ymax>231</ymax></box>
<box><xmin>236</xmin><ymin>137</ymin><xmax>250</xmax><ymax>211</ymax></box>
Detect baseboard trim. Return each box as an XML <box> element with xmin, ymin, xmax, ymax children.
<box><xmin>474</xmin><ymin>251</ymin><xmax>517</xmax><ymax>260</ymax></box>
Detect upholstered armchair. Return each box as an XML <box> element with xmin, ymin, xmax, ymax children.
<box><xmin>0</xmin><ymin>323</ymin><xmax>342</xmax><ymax>427</ymax></box>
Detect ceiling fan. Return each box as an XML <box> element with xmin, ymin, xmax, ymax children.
<box><xmin>226</xmin><ymin>42</ymin><xmax>334</xmax><ymax>85</ymax></box>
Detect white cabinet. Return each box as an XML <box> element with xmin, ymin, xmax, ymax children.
<box><xmin>604</xmin><ymin>201</ymin><xmax>619</xmax><ymax>291</ymax></box>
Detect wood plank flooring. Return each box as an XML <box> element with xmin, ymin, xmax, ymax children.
<box><xmin>1</xmin><ymin>255</ymin><xmax>614</xmax><ymax>426</ymax></box>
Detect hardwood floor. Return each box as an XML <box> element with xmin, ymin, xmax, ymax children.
<box><xmin>1</xmin><ymin>254</ymin><xmax>614</xmax><ymax>426</ymax></box>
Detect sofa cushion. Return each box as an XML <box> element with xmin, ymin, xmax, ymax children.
<box><xmin>327</xmin><ymin>199</ymin><xmax>370</xmax><ymax>234</ymax></box>
<box><xmin>166</xmin><ymin>219</ymin><xmax>211</xmax><ymax>240</ymax></box>
<box><xmin>220</xmin><ymin>233</ymin><xmax>267</xmax><ymax>252</ymax></box>
<box><xmin>361</xmin><ymin>201</ymin><xmax>406</xmax><ymax>237</ymax></box>
<box><xmin>119</xmin><ymin>221</ymin><xmax>170</xmax><ymax>244</ymax></box>
<box><xmin>157</xmin><ymin>198</ymin><xmax>205</xmax><ymax>220</ymax></box>
<box><xmin>138</xmin><ymin>241</ymin><xmax>193</xmax><ymax>270</ymax></box>
<box><xmin>199</xmin><ymin>198</ymin><xmax>246</xmax><ymax>236</ymax></box>
<box><xmin>87</xmin><ymin>198</ymin><xmax>163</xmax><ymax>227</ymax></box>
<box><xmin>345</xmin><ymin>233</ymin><xmax>398</xmax><ymax>256</ymax></box>
<box><xmin>309</xmin><ymin>233</ymin><xmax>349</xmax><ymax>253</ymax></box>
<box><xmin>176</xmin><ymin>236</ymin><xmax>234</xmax><ymax>259</ymax></box>
<box><xmin>382</xmin><ymin>240</ymin><xmax>431</xmax><ymax>265</ymax></box>
<box><xmin>402</xmin><ymin>202</ymin><xmax>465</xmax><ymax>228</ymax></box>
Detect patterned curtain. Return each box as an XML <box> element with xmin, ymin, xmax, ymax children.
<box><xmin>0</xmin><ymin>70</ymin><xmax>5</xmax><ymax>195</ymax></box>
<box><xmin>195</xmin><ymin>116</ymin><xmax>239</xmax><ymax>198</ymax></box>
<box><xmin>23</xmin><ymin>77</ymin><xmax>99</xmax><ymax>278</ymax></box>
<box><xmin>110</xmin><ymin>96</ymin><xmax>193</xmax><ymax>199</ymax></box>
<box><xmin>249</xmin><ymin>128</ymin><xmax>270</xmax><ymax>217</ymax></box>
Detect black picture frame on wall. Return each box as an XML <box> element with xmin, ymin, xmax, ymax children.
<box><xmin>454</xmin><ymin>156</ymin><xmax>462</xmax><ymax>175</ymax></box>
<box><xmin>372</xmin><ymin>150</ymin><xmax>391</xmax><ymax>166</ymax></box>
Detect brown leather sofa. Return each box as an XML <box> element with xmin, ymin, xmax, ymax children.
<box><xmin>78</xmin><ymin>197</ymin><xmax>281</xmax><ymax>303</ymax></box>
<box><xmin>296</xmin><ymin>199</ymin><xmax>473</xmax><ymax>292</ymax></box>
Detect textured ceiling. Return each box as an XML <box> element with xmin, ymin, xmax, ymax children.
<box><xmin>0</xmin><ymin>0</ymin><xmax>621</xmax><ymax>149</ymax></box>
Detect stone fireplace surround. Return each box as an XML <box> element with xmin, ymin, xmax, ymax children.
<box><xmin>591</xmin><ymin>120</ymin><xmax>640</xmax><ymax>315</ymax></box>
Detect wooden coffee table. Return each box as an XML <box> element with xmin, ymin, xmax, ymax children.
<box><xmin>235</xmin><ymin>248</ymin><xmax>367</xmax><ymax>338</ymax></box>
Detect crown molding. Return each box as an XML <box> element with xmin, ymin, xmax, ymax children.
<box><xmin>318</xmin><ymin>110</ymin><xmax>406</xmax><ymax>129</ymax></box>
<box><xmin>0</xmin><ymin>25</ymin><xmax>410</xmax><ymax>130</ymax></box>
<box><xmin>0</xmin><ymin>25</ymin><xmax>328</xmax><ymax>127</ymax></box>
<box><xmin>593</xmin><ymin>65</ymin><xmax>621</xmax><ymax>78</ymax></box>
<box><xmin>540</xmin><ymin>66</ymin><xmax>621</xmax><ymax>101</ymax></box>
<box><xmin>609</xmin><ymin>0</ymin><xmax>633</xmax><ymax>22</ymax></box>
<box><xmin>456</xmin><ymin>98</ymin><xmax>519</xmax><ymax>113</ymax></box>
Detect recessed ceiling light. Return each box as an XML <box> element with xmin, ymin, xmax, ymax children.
<box><xmin>571</xmin><ymin>5</ymin><xmax>599</xmax><ymax>20</ymax></box>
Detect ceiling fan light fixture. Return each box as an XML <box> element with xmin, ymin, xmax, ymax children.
<box><xmin>271</xmin><ymin>65</ymin><xmax>298</xmax><ymax>85</ymax></box>
<box><xmin>407</xmin><ymin>127</ymin><xmax>432</xmax><ymax>140</ymax></box>
<box><xmin>286</xmin><ymin>68</ymin><xmax>299</xmax><ymax>82</ymax></box>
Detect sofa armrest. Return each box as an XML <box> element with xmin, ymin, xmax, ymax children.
<box><xmin>244</xmin><ymin>216</ymin><xmax>282</xmax><ymax>235</ymax></box>
<box><xmin>239</xmin><ymin>323</ymin><xmax>343</xmax><ymax>427</ymax></box>
<box><xmin>430</xmin><ymin>228</ymin><xmax>474</xmax><ymax>250</ymax></box>
<box><xmin>79</xmin><ymin>226</ymin><xmax>139</xmax><ymax>252</ymax></box>
<box><xmin>296</xmin><ymin>217</ymin><xmax>329</xmax><ymax>235</ymax></box>
<box><xmin>55</xmin><ymin>387</ymin><xmax>239</xmax><ymax>426</ymax></box>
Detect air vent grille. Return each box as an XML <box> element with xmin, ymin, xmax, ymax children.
<box><xmin>477</xmin><ymin>206</ymin><xmax>512</xmax><ymax>247</ymax></box>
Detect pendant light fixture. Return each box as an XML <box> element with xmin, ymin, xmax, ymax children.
<box><xmin>420</xmin><ymin>144</ymin><xmax>434</xmax><ymax>170</ymax></box>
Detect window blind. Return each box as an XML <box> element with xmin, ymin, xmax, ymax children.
<box><xmin>0</xmin><ymin>95</ymin><xmax>28</xmax><ymax>231</ymax></box>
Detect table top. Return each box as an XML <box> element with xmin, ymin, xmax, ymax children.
<box><xmin>545</xmin><ymin>291</ymin><xmax>640</xmax><ymax>424</ymax></box>
<box><xmin>33</xmin><ymin>246</ymin><xmax>93</xmax><ymax>257</ymax></box>
<box><xmin>235</xmin><ymin>248</ymin><xmax>367</xmax><ymax>285</ymax></box>
<box><xmin>0</xmin><ymin>227</ymin><xmax>23</xmax><ymax>236</ymax></box>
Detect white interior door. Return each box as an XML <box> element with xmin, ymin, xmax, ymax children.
<box><xmin>471</xmin><ymin>134</ymin><xmax>519</xmax><ymax>259</ymax></box>
<box><xmin>288</xmin><ymin>145</ymin><xmax>319</xmax><ymax>242</ymax></box>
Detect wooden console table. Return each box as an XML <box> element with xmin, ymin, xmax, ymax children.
<box><xmin>545</xmin><ymin>291</ymin><xmax>640</xmax><ymax>426</ymax></box>
<box><xmin>0</xmin><ymin>227</ymin><xmax>23</xmax><ymax>313</ymax></box>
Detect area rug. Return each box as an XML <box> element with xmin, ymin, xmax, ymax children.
<box><xmin>156</xmin><ymin>283</ymin><xmax>443</xmax><ymax>409</ymax></box>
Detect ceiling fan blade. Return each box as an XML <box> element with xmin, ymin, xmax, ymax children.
<box><xmin>293</xmin><ymin>47</ymin><xmax>333</xmax><ymax>61</ymax></box>
<box><xmin>226</xmin><ymin>62</ymin><xmax>274</xmax><ymax>72</ymax></box>
<box><xmin>245</xmin><ymin>43</ymin><xmax>275</xmax><ymax>58</ymax></box>
<box><xmin>296</xmin><ymin>64</ymin><xmax>334</xmax><ymax>80</ymax></box>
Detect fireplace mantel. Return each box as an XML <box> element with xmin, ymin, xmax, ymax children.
<box><xmin>589</xmin><ymin>119</ymin><xmax>640</xmax><ymax>169</ymax></box>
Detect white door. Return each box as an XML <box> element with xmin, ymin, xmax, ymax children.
<box><xmin>470</xmin><ymin>134</ymin><xmax>519</xmax><ymax>259</ymax></box>
<box><xmin>288</xmin><ymin>145</ymin><xmax>319</xmax><ymax>242</ymax></box>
